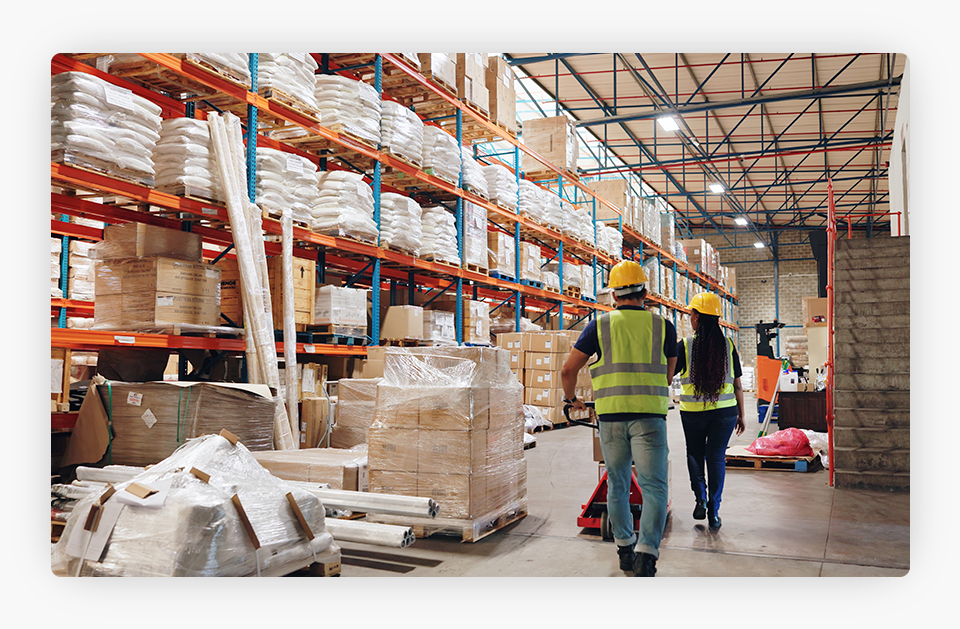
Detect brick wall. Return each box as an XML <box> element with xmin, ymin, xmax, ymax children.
<box><xmin>695</xmin><ymin>230</ymin><xmax>820</xmax><ymax>366</ymax></box>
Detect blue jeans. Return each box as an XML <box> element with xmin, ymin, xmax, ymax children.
<box><xmin>598</xmin><ymin>418</ymin><xmax>669</xmax><ymax>558</ymax></box>
<box><xmin>679</xmin><ymin>409</ymin><xmax>738</xmax><ymax>516</ymax></box>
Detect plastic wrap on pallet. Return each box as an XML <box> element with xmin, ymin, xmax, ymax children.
<box><xmin>660</xmin><ymin>209</ymin><xmax>676</xmax><ymax>257</ymax></box>
<box><xmin>482</xmin><ymin>164</ymin><xmax>518</xmax><ymax>210</ymax></box>
<box><xmin>421</xmin><ymin>126</ymin><xmax>461</xmax><ymax>183</ymax></box>
<box><xmin>257</xmin><ymin>53</ymin><xmax>320</xmax><ymax>113</ymax></box>
<box><xmin>542</xmin><ymin>261</ymin><xmax>580</xmax><ymax>290</ymax></box>
<box><xmin>541</xmin><ymin>189</ymin><xmax>564</xmax><ymax>232</ymax></box>
<box><xmin>380</xmin><ymin>100</ymin><xmax>424</xmax><ymax>166</ymax></box>
<box><xmin>463</xmin><ymin>201</ymin><xmax>487</xmax><ymax>269</ymax></box>
<box><xmin>310</xmin><ymin>170</ymin><xmax>379</xmax><ymax>243</ymax></box>
<box><xmin>52</xmin><ymin>433</ymin><xmax>336</xmax><ymax>576</ymax></box>
<box><xmin>367</xmin><ymin>347</ymin><xmax>525</xmax><ymax>522</ymax></box>
<box><xmin>252</xmin><ymin>447</ymin><xmax>368</xmax><ymax>491</ymax></box>
<box><xmin>423</xmin><ymin>309</ymin><xmax>456</xmax><ymax>345</ymax></box>
<box><xmin>315</xmin><ymin>74</ymin><xmax>382</xmax><ymax>146</ymax></box>
<box><xmin>460</xmin><ymin>146</ymin><xmax>488</xmax><ymax>197</ymax></box>
<box><xmin>314</xmin><ymin>285</ymin><xmax>368</xmax><ymax>330</ymax></box>
<box><xmin>674</xmin><ymin>241</ymin><xmax>688</xmax><ymax>263</ymax></box>
<box><xmin>519</xmin><ymin>241</ymin><xmax>541</xmax><ymax>282</ymax></box>
<box><xmin>420</xmin><ymin>206</ymin><xmax>461</xmax><ymax>265</ymax></box>
<box><xmin>642</xmin><ymin>197</ymin><xmax>662</xmax><ymax>247</ymax></box>
<box><xmin>379</xmin><ymin>193</ymin><xmax>424</xmax><ymax>256</ymax></box>
<box><xmin>254</xmin><ymin>147</ymin><xmax>319</xmax><ymax>224</ymax></box>
<box><xmin>51</xmin><ymin>72</ymin><xmax>163</xmax><ymax>186</ymax></box>
<box><xmin>518</xmin><ymin>180</ymin><xmax>545</xmax><ymax>223</ymax></box>
<box><xmin>600</xmin><ymin>224</ymin><xmax>623</xmax><ymax>260</ymax></box>
<box><xmin>581</xmin><ymin>265</ymin><xmax>596</xmax><ymax>300</ymax></box>
<box><xmin>486</xmin><ymin>231</ymin><xmax>516</xmax><ymax>277</ymax></box>
<box><xmin>642</xmin><ymin>258</ymin><xmax>662</xmax><ymax>296</ymax></box>
<box><xmin>335</xmin><ymin>378</ymin><xmax>381</xmax><ymax>433</ymax></box>
<box><xmin>542</xmin><ymin>270</ymin><xmax>560</xmax><ymax>292</ymax></box>
<box><xmin>89</xmin><ymin>222</ymin><xmax>202</xmax><ymax>262</ymax></box>
<box><xmin>185</xmin><ymin>53</ymin><xmax>251</xmax><ymax>85</ymax></box>
<box><xmin>152</xmin><ymin>117</ymin><xmax>224</xmax><ymax>202</ymax></box>
<box><xmin>563</xmin><ymin>202</ymin><xmax>593</xmax><ymax>245</ymax></box>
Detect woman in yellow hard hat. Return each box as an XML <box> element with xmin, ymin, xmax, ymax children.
<box><xmin>675</xmin><ymin>292</ymin><xmax>745</xmax><ymax>530</ymax></box>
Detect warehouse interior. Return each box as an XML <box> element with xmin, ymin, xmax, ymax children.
<box><xmin>13</xmin><ymin>17</ymin><xmax>950</xmax><ymax>623</ymax></box>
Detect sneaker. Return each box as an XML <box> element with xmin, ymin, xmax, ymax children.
<box><xmin>633</xmin><ymin>552</ymin><xmax>657</xmax><ymax>577</ymax></box>
<box><xmin>708</xmin><ymin>513</ymin><xmax>722</xmax><ymax>530</ymax></box>
<box><xmin>693</xmin><ymin>499</ymin><xmax>707</xmax><ymax>520</ymax></box>
<box><xmin>617</xmin><ymin>544</ymin><xmax>636</xmax><ymax>572</ymax></box>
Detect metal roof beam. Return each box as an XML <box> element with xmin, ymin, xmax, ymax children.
<box><xmin>508</xmin><ymin>53</ymin><xmax>598</xmax><ymax>66</ymax></box>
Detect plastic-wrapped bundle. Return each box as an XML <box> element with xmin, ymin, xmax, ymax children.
<box><xmin>487</xmin><ymin>231</ymin><xmax>516</xmax><ymax>277</ymax></box>
<box><xmin>562</xmin><ymin>202</ymin><xmax>593</xmax><ymax>244</ymax></box>
<box><xmin>463</xmin><ymin>201</ymin><xmax>487</xmax><ymax>269</ymax></box>
<box><xmin>542</xmin><ymin>270</ymin><xmax>560</xmax><ymax>292</ymax></box>
<box><xmin>541</xmin><ymin>189</ymin><xmax>564</xmax><ymax>232</ymax></box>
<box><xmin>674</xmin><ymin>241</ymin><xmax>688</xmax><ymax>263</ymax></box>
<box><xmin>483</xmin><ymin>164</ymin><xmax>519</xmax><ymax>209</ymax></box>
<box><xmin>642</xmin><ymin>258</ymin><xmax>664</xmax><ymax>296</ymax></box>
<box><xmin>642</xmin><ymin>197</ymin><xmax>662</xmax><ymax>247</ymax></box>
<box><xmin>660</xmin><ymin>209</ymin><xmax>676</xmax><ymax>256</ymax></box>
<box><xmin>581</xmin><ymin>265</ymin><xmax>596</xmax><ymax>300</ymax></box>
<box><xmin>519</xmin><ymin>180</ymin><xmax>545</xmax><ymax>223</ymax></box>
<box><xmin>310</xmin><ymin>171</ymin><xmax>379</xmax><ymax>243</ymax></box>
<box><xmin>152</xmin><ymin>118</ymin><xmax>224</xmax><ymax>202</ymax></box>
<box><xmin>420</xmin><ymin>206</ymin><xmax>460</xmax><ymax>265</ymax></box>
<box><xmin>460</xmin><ymin>146</ymin><xmax>488</xmax><ymax>197</ymax></box>
<box><xmin>255</xmin><ymin>147</ymin><xmax>319</xmax><ymax>224</ymax></box>
<box><xmin>543</xmin><ymin>262</ymin><xmax>580</xmax><ymax>289</ymax></box>
<box><xmin>51</xmin><ymin>433</ymin><xmax>337</xmax><ymax>577</ymax></box>
<box><xmin>51</xmin><ymin>71</ymin><xmax>163</xmax><ymax>185</ymax></box>
<box><xmin>600</xmin><ymin>224</ymin><xmax>623</xmax><ymax>260</ymax></box>
<box><xmin>519</xmin><ymin>241</ymin><xmax>541</xmax><ymax>283</ymax></box>
<box><xmin>422</xmin><ymin>126</ymin><xmax>461</xmax><ymax>183</ymax></box>
<box><xmin>380</xmin><ymin>100</ymin><xmax>424</xmax><ymax>166</ymax></box>
<box><xmin>51</xmin><ymin>238</ymin><xmax>63</xmax><ymax>298</ymax></box>
<box><xmin>379</xmin><ymin>193</ymin><xmax>424</xmax><ymax>256</ymax></box>
<box><xmin>186</xmin><ymin>53</ymin><xmax>251</xmax><ymax>85</ymax></box>
<box><xmin>315</xmin><ymin>75</ymin><xmax>382</xmax><ymax>146</ymax></box>
<box><xmin>257</xmin><ymin>53</ymin><xmax>320</xmax><ymax>113</ymax></box>
<box><xmin>314</xmin><ymin>285</ymin><xmax>368</xmax><ymax>335</ymax></box>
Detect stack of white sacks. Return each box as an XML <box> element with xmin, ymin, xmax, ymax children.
<box><xmin>562</xmin><ymin>202</ymin><xmax>594</xmax><ymax>245</ymax></box>
<box><xmin>67</xmin><ymin>240</ymin><xmax>98</xmax><ymax>301</ymax></box>
<box><xmin>581</xmin><ymin>265</ymin><xmax>596</xmax><ymax>300</ymax></box>
<box><xmin>641</xmin><ymin>197</ymin><xmax>662</xmax><ymax>247</ymax></box>
<box><xmin>51</xmin><ymin>71</ymin><xmax>163</xmax><ymax>186</ymax></box>
<box><xmin>257</xmin><ymin>53</ymin><xmax>320</xmax><ymax>113</ymax></box>
<box><xmin>186</xmin><ymin>54</ymin><xmax>251</xmax><ymax>85</ymax></box>
<box><xmin>420</xmin><ymin>206</ymin><xmax>460</xmax><ymax>265</ymax></box>
<box><xmin>483</xmin><ymin>164</ymin><xmax>518</xmax><ymax>209</ymax></box>
<box><xmin>597</xmin><ymin>224</ymin><xmax>623</xmax><ymax>260</ymax></box>
<box><xmin>315</xmin><ymin>75</ymin><xmax>382</xmax><ymax>146</ymax></box>
<box><xmin>310</xmin><ymin>171</ymin><xmax>379</xmax><ymax>243</ymax></box>
<box><xmin>152</xmin><ymin>118</ymin><xmax>223</xmax><ymax>202</ymax></box>
<box><xmin>541</xmin><ymin>189</ymin><xmax>564</xmax><ymax>232</ymax></box>
<box><xmin>379</xmin><ymin>193</ymin><xmax>424</xmax><ymax>256</ymax></box>
<box><xmin>422</xmin><ymin>127</ymin><xmax>461</xmax><ymax>183</ymax></box>
<box><xmin>542</xmin><ymin>270</ymin><xmax>561</xmax><ymax>292</ymax></box>
<box><xmin>51</xmin><ymin>238</ymin><xmax>63</xmax><ymax>299</ymax></box>
<box><xmin>255</xmin><ymin>147</ymin><xmax>320</xmax><ymax>224</ymax></box>
<box><xmin>380</xmin><ymin>101</ymin><xmax>425</xmax><ymax>166</ymax></box>
<box><xmin>460</xmin><ymin>146</ymin><xmax>489</xmax><ymax>197</ymax></box>
<box><xmin>519</xmin><ymin>180</ymin><xmax>545</xmax><ymax>223</ymax></box>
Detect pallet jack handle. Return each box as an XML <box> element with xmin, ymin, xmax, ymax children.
<box><xmin>563</xmin><ymin>402</ymin><xmax>599</xmax><ymax>430</ymax></box>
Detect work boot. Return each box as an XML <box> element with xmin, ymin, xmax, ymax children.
<box><xmin>617</xmin><ymin>544</ymin><xmax>636</xmax><ymax>572</ymax></box>
<box><xmin>693</xmin><ymin>499</ymin><xmax>707</xmax><ymax>520</ymax></box>
<box><xmin>708</xmin><ymin>513</ymin><xmax>722</xmax><ymax>530</ymax></box>
<box><xmin>633</xmin><ymin>552</ymin><xmax>657</xmax><ymax>577</ymax></box>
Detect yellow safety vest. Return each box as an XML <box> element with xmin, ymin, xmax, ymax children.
<box><xmin>678</xmin><ymin>335</ymin><xmax>737</xmax><ymax>412</ymax></box>
<box><xmin>589</xmin><ymin>309</ymin><xmax>669</xmax><ymax>416</ymax></box>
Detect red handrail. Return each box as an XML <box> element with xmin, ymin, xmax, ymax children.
<box><xmin>843</xmin><ymin>211</ymin><xmax>903</xmax><ymax>238</ymax></box>
<box><xmin>826</xmin><ymin>179</ymin><xmax>836</xmax><ymax>487</ymax></box>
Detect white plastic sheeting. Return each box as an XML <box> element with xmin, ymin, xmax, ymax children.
<box><xmin>379</xmin><ymin>193</ymin><xmax>424</xmax><ymax>256</ymax></box>
<box><xmin>422</xmin><ymin>126</ymin><xmax>461</xmax><ymax>183</ymax></box>
<box><xmin>421</xmin><ymin>206</ymin><xmax>461</xmax><ymax>265</ymax></box>
<box><xmin>310</xmin><ymin>170</ymin><xmax>379</xmax><ymax>243</ymax></box>
<box><xmin>483</xmin><ymin>163</ymin><xmax>519</xmax><ymax>209</ymax></box>
<box><xmin>315</xmin><ymin>75</ymin><xmax>381</xmax><ymax>145</ymax></box>
<box><xmin>519</xmin><ymin>180</ymin><xmax>545</xmax><ymax>224</ymax></box>
<box><xmin>257</xmin><ymin>53</ymin><xmax>319</xmax><ymax>112</ymax></box>
<box><xmin>255</xmin><ymin>146</ymin><xmax>320</xmax><ymax>224</ymax></box>
<box><xmin>380</xmin><ymin>100</ymin><xmax>424</xmax><ymax>165</ymax></box>
<box><xmin>460</xmin><ymin>146</ymin><xmax>488</xmax><ymax>197</ymax></box>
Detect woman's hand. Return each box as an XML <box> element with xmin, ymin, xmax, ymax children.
<box><xmin>735</xmin><ymin>413</ymin><xmax>745</xmax><ymax>436</ymax></box>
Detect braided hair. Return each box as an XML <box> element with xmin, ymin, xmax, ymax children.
<box><xmin>690</xmin><ymin>312</ymin><xmax>729</xmax><ymax>403</ymax></box>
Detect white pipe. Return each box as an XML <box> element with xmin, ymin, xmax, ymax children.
<box><xmin>282</xmin><ymin>208</ymin><xmax>299</xmax><ymax>440</ymax></box>
<box><xmin>324</xmin><ymin>518</ymin><xmax>416</xmax><ymax>549</ymax></box>
<box><xmin>76</xmin><ymin>466</ymin><xmax>141</xmax><ymax>484</ymax></box>
<box><xmin>288</xmin><ymin>483</ymin><xmax>440</xmax><ymax>518</ymax></box>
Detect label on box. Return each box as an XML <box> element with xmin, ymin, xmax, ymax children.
<box><xmin>286</xmin><ymin>155</ymin><xmax>303</xmax><ymax>174</ymax></box>
<box><xmin>126</xmin><ymin>392</ymin><xmax>143</xmax><ymax>406</ymax></box>
<box><xmin>103</xmin><ymin>83</ymin><xmax>134</xmax><ymax>110</ymax></box>
<box><xmin>141</xmin><ymin>408</ymin><xmax>157</xmax><ymax>428</ymax></box>
<box><xmin>156</xmin><ymin>295</ymin><xmax>175</xmax><ymax>307</ymax></box>
<box><xmin>205</xmin><ymin>268</ymin><xmax>218</xmax><ymax>279</ymax></box>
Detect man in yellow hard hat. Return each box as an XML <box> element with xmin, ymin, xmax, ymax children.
<box><xmin>561</xmin><ymin>259</ymin><xmax>677</xmax><ymax>577</ymax></box>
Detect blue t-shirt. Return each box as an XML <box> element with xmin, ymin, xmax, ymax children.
<box><xmin>574</xmin><ymin>305</ymin><xmax>678</xmax><ymax>422</ymax></box>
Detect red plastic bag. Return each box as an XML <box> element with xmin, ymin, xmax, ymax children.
<box><xmin>747</xmin><ymin>427</ymin><xmax>813</xmax><ymax>457</ymax></box>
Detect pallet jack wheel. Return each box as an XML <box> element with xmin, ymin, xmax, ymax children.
<box><xmin>600</xmin><ymin>511</ymin><xmax>612</xmax><ymax>541</ymax></box>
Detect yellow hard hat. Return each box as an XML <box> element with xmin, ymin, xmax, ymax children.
<box><xmin>689</xmin><ymin>292</ymin><xmax>723</xmax><ymax>317</ymax></box>
<box><xmin>608</xmin><ymin>260</ymin><xmax>648</xmax><ymax>295</ymax></box>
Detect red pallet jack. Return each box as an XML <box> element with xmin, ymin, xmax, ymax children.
<box><xmin>564</xmin><ymin>403</ymin><xmax>643</xmax><ymax>541</ymax></box>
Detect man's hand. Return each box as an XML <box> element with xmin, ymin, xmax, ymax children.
<box><xmin>569</xmin><ymin>398</ymin><xmax>588</xmax><ymax>411</ymax></box>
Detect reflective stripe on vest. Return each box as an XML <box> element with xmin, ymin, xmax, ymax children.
<box><xmin>589</xmin><ymin>309</ymin><xmax>669</xmax><ymax>416</ymax></box>
<box><xmin>678</xmin><ymin>335</ymin><xmax>737</xmax><ymax>411</ymax></box>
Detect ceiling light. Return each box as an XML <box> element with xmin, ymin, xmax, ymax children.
<box><xmin>657</xmin><ymin>116</ymin><xmax>679</xmax><ymax>132</ymax></box>
<box><xmin>709</xmin><ymin>183</ymin><xmax>725</xmax><ymax>194</ymax></box>
<box><xmin>754</xmin><ymin>242</ymin><xmax>765</xmax><ymax>248</ymax></box>
<box><xmin>734</xmin><ymin>217</ymin><xmax>749</xmax><ymax>226</ymax></box>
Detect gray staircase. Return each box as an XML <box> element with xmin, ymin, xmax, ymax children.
<box><xmin>832</xmin><ymin>236</ymin><xmax>909</xmax><ymax>491</ymax></box>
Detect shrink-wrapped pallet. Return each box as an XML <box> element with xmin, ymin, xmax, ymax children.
<box><xmin>541</xmin><ymin>189</ymin><xmax>564</xmax><ymax>232</ymax></box>
<box><xmin>660</xmin><ymin>209</ymin><xmax>676</xmax><ymax>257</ymax></box>
<box><xmin>380</xmin><ymin>100</ymin><xmax>424</xmax><ymax>166</ymax></box>
<box><xmin>487</xmin><ymin>231</ymin><xmax>516</xmax><ymax>277</ymax></box>
<box><xmin>310</xmin><ymin>171</ymin><xmax>379</xmax><ymax>243</ymax></box>
<box><xmin>367</xmin><ymin>347</ymin><xmax>525</xmax><ymax>526</ymax></box>
<box><xmin>379</xmin><ymin>193</ymin><xmax>424</xmax><ymax>256</ymax></box>
<box><xmin>543</xmin><ymin>262</ymin><xmax>580</xmax><ymax>289</ymax></box>
<box><xmin>642</xmin><ymin>258</ymin><xmax>662</xmax><ymax>296</ymax></box>
<box><xmin>642</xmin><ymin>197</ymin><xmax>662</xmax><ymax>247</ymax></box>
<box><xmin>51</xmin><ymin>238</ymin><xmax>63</xmax><ymax>298</ymax></box>
<box><xmin>253</xmin><ymin>447</ymin><xmax>368</xmax><ymax>491</ymax></box>
<box><xmin>519</xmin><ymin>241</ymin><xmax>541</xmax><ymax>283</ymax></box>
<box><xmin>581</xmin><ymin>265</ymin><xmax>596</xmax><ymax>300</ymax></box>
<box><xmin>257</xmin><ymin>53</ymin><xmax>320</xmax><ymax>113</ymax></box>
<box><xmin>542</xmin><ymin>270</ymin><xmax>560</xmax><ymax>292</ymax></box>
<box><xmin>152</xmin><ymin>117</ymin><xmax>224</xmax><ymax>202</ymax></box>
<box><xmin>255</xmin><ymin>147</ymin><xmax>320</xmax><ymax>224</ymax></box>
<box><xmin>483</xmin><ymin>163</ymin><xmax>518</xmax><ymax>209</ymax></box>
<box><xmin>519</xmin><ymin>180</ymin><xmax>545</xmax><ymax>223</ymax></box>
<box><xmin>460</xmin><ymin>146</ymin><xmax>488</xmax><ymax>197</ymax></box>
<box><xmin>186</xmin><ymin>53</ymin><xmax>251</xmax><ymax>85</ymax></box>
<box><xmin>422</xmin><ymin>126</ymin><xmax>461</xmax><ymax>184</ymax></box>
<box><xmin>463</xmin><ymin>201</ymin><xmax>487</xmax><ymax>270</ymax></box>
<box><xmin>51</xmin><ymin>71</ymin><xmax>163</xmax><ymax>186</ymax></box>
<box><xmin>315</xmin><ymin>75</ymin><xmax>382</xmax><ymax>146</ymax></box>
<box><xmin>52</xmin><ymin>433</ymin><xmax>336</xmax><ymax>577</ymax></box>
<box><xmin>423</xmin><ymin>309</ymin><xmax>456</xmax><ymax>345</ymax></box>
<box><xmin>314</xmin><ymin>285</ymin><xmax>368</xmax><ymax>336</ymax></box>
<box><xmin>599</xmin><ymin>224</ymin><xmax>623</xmax><ymax>260</ymax></box>
<box><xmin>563</xmin><ymin>203</ymin><xmax>594</xmax><ymax>245</ymax></box>
<box><xmin>420</xmin><ymin>206</ymin><xmax>460</xmax><ymax>265</ymax></box>
<box><xmin>331</xmin><ymin>378</ymin><xmax>380</xmax><ymax>448</ymax></box>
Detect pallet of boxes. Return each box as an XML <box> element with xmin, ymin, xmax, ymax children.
<box><xmin>364</xmin><ymin>347</ymin><xmax>527</xmax><ymax>542</ymax></box>
<box><xmin>498</xmin><ymin>330</ymin><xmax>592</xmax><ymax>427</ymax></box>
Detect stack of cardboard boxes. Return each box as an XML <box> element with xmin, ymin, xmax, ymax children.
<box><xmin>366</xmin><ymin>347</ymin><xmax>525</xmax><ymax>522</ymax></box>
<box><xmin>313</xmin><ymin>284</ymin><xmax>367</xmax><ymax>336</ymax></box>
<box><xmin>92</xmin><ymin>224</ymin><xmax>221</xmax><ymax>330</ymax></box>
<box><xmin>455</xmin><ymin>54</ymin><xmax>489</xmax><ymax>116</ymax></box>
<box><xmin>485</xmin><ymin>55</ymin><xmax>517</xmax><ymax>135</ymax></box>
<box><xmin>497</xmin><ymin>330</ymin><xmax>592</xmax><ymax>425</ymax></box>
<box><xmin>217</xmin><ymin>254</ymin><xmax>317</xmax><ymax>328</ymax></box>
<box><xmin>330</xmin><ymin>377</ymin><xmax>381</xmax><ymax>449</ymax></box>
<box><xmin>521</xmin><ymin>116</ymin><xmax>579</xmax><ymax>175</ymax></box>
<box><xmin>417</xmin><ymin>54</ymin><xmax>457</xmax><ymax>93</ymax></box>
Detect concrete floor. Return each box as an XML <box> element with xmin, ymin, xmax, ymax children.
<box><xmin>338</xmin><ymin>392</ymin><xmax>909</xmax><ymax>577</ymax></box>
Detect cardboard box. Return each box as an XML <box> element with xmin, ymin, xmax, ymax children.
<box><xmin>423</xmin><ymin>309</ymin><xmax>456</xmax><ymax>344</ymax></box>
<box><xmin>524</xmin><ymin>352</ymin><xmax>563</xmax><ymax>371</ymax></box>
<box><xmin>489</xmin><ymin>386</ymin><xmax>523</xmax><ymax>430</ymax></box>
<box><xmin>267</xmin><ymin>256</ymin><xmax>316</xmax><ymax>326</ymax></box>
<box><xmin>802</xmin><ymin>297</ymin><xmax>828</xmax><ymax>327</ymax></box>
<box><xmin>367</xmin><ymin>426</ymin><xmax>420</xmax><ymax>473</ymax></box>
<box><xmin>485</xmin><ymin>56</ymin><xmax>517</xmax><ymax>134</ymax></box>
<box><xmin>358</xmin><ymin>359</ymin><xmax>385</xmax><ymax>379</ymax></box>
<box><xmin>381</xmin><ymin>305</ymin><xmax>423</xmax><ymax>340</ymax></box>
<box><xmin>418</xmin><ymin>386</ymin><xmax>489</xmax><ymax>431</ymax></box>
<box><xmin>370</xmin><ymin>470</ymin><xmax>418</xmax><ymax>496</ymax></box>
<box><xmin>418</xmin><ymin>429</ymin><xmax>487</xmax><ymax>475</ymax></box>
<box><xmin>727</xmin><ymin>268</ymin><xmax>737</xmax><ymax>295</ymax></box>
<box><xmin>253</xmin><ymin>448</ymin><xmax>367</xmax><ymax>491</ymax></box>
<box><xmin>522</xmin><ymin>116</ymin><xmax>579</xmax><ymax>173</ymax></box>
<box><xmin>497</xmin><ymin>332</ymin><xmax>528</xmax><ymax>352</ymax></box>
<box><xmin>373</xmin><ymin>383</ymin><xmax>420</xmax><ymax>429</ymax></box>
<box><xmin>586</xmin><ymin>179</ymin><xmax>631</xmax><ymax>221</ymax></box>
<box><xmin>335</xmin><ymin>378</ymin><xmax>380</xmax><ymax>428</ymax></box>
<box><xmin>314</xmin><ymin>284</ymin><xmax>367</xmax><ymax>329</ymax></box>
<box><xmin>506</xmin><ymin>350</ymin><xmax>523</xmax><ymax>373</ymax></box>
<box><xmin>519</xmin><ymin>242</ymin><xmax>541</xmax><ymax>282</ymax></box>
<box><xmin>98</xmin><ymin>223</ymin><xmax>203</xmax><ymax>262</ymax></box>
<box><xmin>95</xmin><ymin>257</ymin><xmax>220</xmax><ymax>298</ymax></box>
<box><xmin>527</xmin><ymin>332</ymin><xmax>573</xmax><ymax>354</ymax></box>
<box><xmin>523</xmin><ymin>369</ymin><xmax>557</xmax><ymax>389</ymax></box>
<box><xmin>524</xmin><ymin>387</ymin><xmax>563</xmax><ymax>407</ymax></box>
<box><xmin>418</xmin><ymin>472</ymin><xmax>486</xmax><ymax>519</ymax></box>
<box><xmin>94</xmin><ymin>292</ymin><xmax>220</xmax><ymax>328</ymax></box>
<box><xmin>417</xmin><ymin>53</ymin><xmax>457</xmax><ymax>90</ymax></box>
<box><xmin>593</xmin><ymin>431</ymin><xmax>603</xmax><ymax>462</ymax></box>
<box><xmin>300</xmin><ymin>397</ymin><xmax>329</xmax><ymax>448</ymax></box>
<box><xmin>330</xmin><ymin>425</ymin><xmax>368</xmax><ymax>449</ymax></box>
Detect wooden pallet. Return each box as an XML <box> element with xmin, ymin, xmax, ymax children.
<box><xmin>422</xmin><ymin>168</ymin><xmax>458</xmax><ymax>187</ymax></box>
<box><xmin>563</xmin><ymin>286</ymin><xmax>582</xmax><ymax>299</ymax></box>
<box><xmin>52</xmin><ymin>150</ymin><xmax>155</xmax><ymax>188</ymax></box>
<box><xmin>523</xmin><ymin>167</ymin><xmax>581</xmax><ymax>183</ymax></box>
<box><xmin>724</xmin><ymin>445</ymin><xmax>820</xmax><ymax>472</ymax></box>
<box><xmin>183</xmin><ymin>55</ymin><xmax>252</xmax><ymax>90</ymax></box>
<box><xmin>544</xmin><ymin>286</ymin><xmax>562</xmax><ymax>295</ymax></box>
<box><xmin>284</xmin><ymin>559</ymin><xmax>342</xmax><ymax>577</ymax></box>
<box><xmin>259</xmin><ymin>86</ymin><xmax>321</xmax><ymax>123</ymax></box>
<box><xmin>372</xmin><ymin>501</ymin><xmax>528</xmax><ymax>543</ymax></box>
<box><xmin>381</xmin><ymin>338</ymin><xmax>422</xmax><ymax>347</ymax></box>
<box><xmin>155</xmin><ymin>184</ymin><xmax>225</xmax><ymax>207</ymax></box>
<box><xmin>523</xmin><ymin>439</ymin><xmax>536</xmax><ymax>450</ymax></box>
<box><xmin>464</xmin><ymin>263</ymin><xmax>488</xmax><ymax>276</ymax></box>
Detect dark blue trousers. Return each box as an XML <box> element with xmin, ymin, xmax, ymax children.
<box><xmin>680</xmin><ymin>408</ymin><xmax>738</xmax><ymax>516</ymax></box>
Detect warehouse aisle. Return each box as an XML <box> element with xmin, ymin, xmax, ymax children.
<box><xmin>337</xmin><ymin>392</ymin><xmax>909</xmax><ymax>577</ymax></box>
